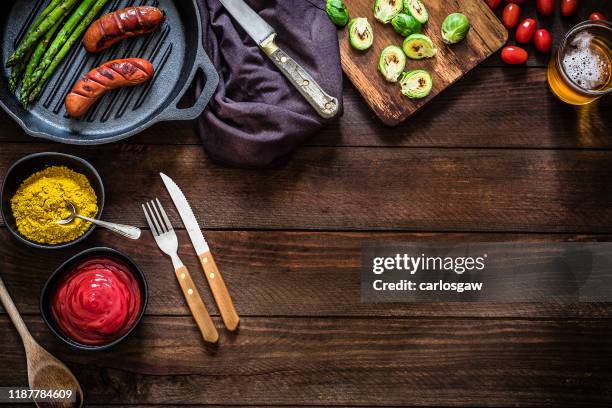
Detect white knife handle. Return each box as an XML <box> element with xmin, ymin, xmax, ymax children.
<box><xmin>261</xmin><ymin>34</ymin><xmax>339</xmax><ymax>119</ymax></box>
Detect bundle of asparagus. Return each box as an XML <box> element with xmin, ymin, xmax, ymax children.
<box><xmin>6</xmin><ymin>0</ymin><xmax>110</xmax><ymax>107</ymax></box>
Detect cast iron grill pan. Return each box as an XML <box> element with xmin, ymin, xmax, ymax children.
<box><xmin>0</xmin><ymin>0</ymin><xmax>218</xmax><ymax>144</ymax></box>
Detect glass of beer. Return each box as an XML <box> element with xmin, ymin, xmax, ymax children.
<box><xmin>547</xmin><ymin>20</ymin><xmax>611</xmax><ymax>105</ymax></box>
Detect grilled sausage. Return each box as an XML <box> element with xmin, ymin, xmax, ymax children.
<box><xmin>83</xmin><ymin>6</ymin><xmax>165</xmax><ymax>53</ymax></box>
<box><xmin>65</xmin><ymin>58</ymin><xmax>154</xmax><ymax>117</ymax></box>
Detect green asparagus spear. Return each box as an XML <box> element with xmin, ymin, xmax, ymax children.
<box><xmin>6</xmin><ymin>0</ymin><xmax>80</xmax><ymax>67</ymax></box>
<box><xmin>24</xmin><ymin>0</ymin><xmax>64</xmax><ymax>38</ymax></box>
<box><xmin>8</xmin><ymin>50</ymin><xmax>33</xmax><ymax>93</ymax></box>
<box><xmin>27</xmin><ymin>0</ymin><xmax>97</xmax><ymax>93</ymax></box>
<box><xmin>28</xmin><ymin>0</ymin><xmax>110</xmax><ymax>104</ymax></box>
<box><xmin>20</xmin><ymin>22</ymin><xmax>62</xmax><ymax>106</ymax></box>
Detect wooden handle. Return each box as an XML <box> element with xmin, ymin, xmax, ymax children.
<box><xmin>199</xmin><ymin>251</ymin><xmax>240</xmax><ymax>331</ymax></box>
<box><xmin>175</xmin><ymin>266</ymin><xmax>219</xmax><ymax>344</ymax></box>
<box><xmin>0</xmin><ymin>276</ymin><xmax>33</xmax><ymax>344</ymax></box>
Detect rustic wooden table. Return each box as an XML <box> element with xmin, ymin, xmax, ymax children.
<box><xmin>1</xmin><ymin>2</ymin><xmax>612</xmax><ymax>406</ymax></box>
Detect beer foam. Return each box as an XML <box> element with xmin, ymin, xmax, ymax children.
<box><xmin>562</xmin><ymin>32</ymin><xmax>609</xmax><ymax>91</ymax></box>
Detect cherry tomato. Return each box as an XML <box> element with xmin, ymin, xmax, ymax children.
<box><xmin>506</xmin><ymin>0</ymin><xmax>525</xmax><ymax>4</ymax></box>
<box><xmin>560</xmin><ymin>0</ymin><xmax>578</xmax><ymax>17</ymax></box>
<box><xmin>516</xmin><ymin>18</ymin><xmax>537</xmax><ymax>43</ymax></box>
<box><xmin>501</xmin><ymin>46</ymin><xmax>529</xmax><ymax>64</ymax></box>
<box><xmin>502</xmin><ymin>3</ymin><xmax>521</xmax><ymax>28</ymax></box>
<box><xmin>534</xmin><ymin>29</ymin><xmax>553</xmax><ymax>52</ymax></box>
<box><xmin>486</xmin><ymin>0</ymin><xmax>502</xmax><ymax>9</ymax></box>
<box><xmin>536</xmin><ymin>0</ymin><xmax>555</xmax><ymax>16</ymax></box>
<box><xmin>589</xmin><ymin>12</ymin><xmax>606</xmax><ymax>21</ymax></box>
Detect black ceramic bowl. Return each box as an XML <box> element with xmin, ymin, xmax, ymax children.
<box><xmin>40</xmin><ymin>247</ymin><xmax>148</xmax><ymax>351</ymax></box>
<box><xmin>1</xmin><ymin>152</ymin><xmax>105</xmax><ymax>249</ymax></box>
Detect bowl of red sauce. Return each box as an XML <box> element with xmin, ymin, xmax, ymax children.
<box><xmin>41</xmin><ymin>247</ymin><xmax>148</xmax><ymax>351</ymax></box>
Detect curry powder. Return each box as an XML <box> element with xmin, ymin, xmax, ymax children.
<box><xmin>11</xmin><ymin>166</ymin><xmax>98</xmax><ymax>245</ymax></box>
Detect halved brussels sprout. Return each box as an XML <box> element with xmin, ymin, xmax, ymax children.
<box><xmin>441</xmin><ymin>13</ymin><xmax>470</xmax><ymax>44</ymax></box>
<box><xmin>378</xmin><ymin>45</ymin><xmax>406</xmax><ymax>82</ymax></box>
<box><xmin>391</xmin><ymin>13</ymin><xmax>422</xmax><ymax>37</ymax></box>
<box><xmin>399</xmin><ymin>70</ymin><xmax>433</xmax><ymax>99</ymax></box>
<box><xmin>402</xmin><ymin>33</ymin><xmax>436</xmax><ymax>59</ymax></box>
<box><xmin>373</xmin><ymin>0</ymin><xmax>403</xmax><ymax>24</ymax></box>
<box><xmin>326</xmin><ymin>0</ymin><xmax>350</xmax><ymax>27</ymax></box>
<box><xmin>348</xmin><ymin>18</ymin><xmax>374</xmax><ymax>51</ymax></box>
<box><xmin>403</xmin><ymin>0</ymin><xmax>428</xmax><ymax>24</ymax></box>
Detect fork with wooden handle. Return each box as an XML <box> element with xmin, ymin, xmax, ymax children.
<box><xmin>143</xmin><ymin>199</ymin><xmax>218</xmax><ymax>344</ymax></box>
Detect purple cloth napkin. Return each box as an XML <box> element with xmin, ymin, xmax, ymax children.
<box><xmin>195</xmin><ymin>0</ymin><xmax>343</xmax><ymax>167</ymax></box>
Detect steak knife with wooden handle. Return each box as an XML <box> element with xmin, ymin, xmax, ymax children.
<box><xmin>160</xmin><ymin>173</ymin><xmax>240</xmax><ymax>331</ymax></box>
<box><xmin>217</xmin><ymin>0</ymin><xmax>339</xmax><ymax>119</ymax></box>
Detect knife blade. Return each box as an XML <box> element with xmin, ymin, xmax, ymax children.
<box><xmin>160</xmin><ymin>172</ymin><xmax>209</xmax><ymax>254</ymax></box>
<box><xmin>217</xmin><ymin>0</ymin><xmax>274</xmax><ymax>46</ymax></box>
<box><xmin>217</xmin><ymin>0</ymin><xmax>339</xmax><ymax>119</ymax></box>
<box><xmin>160</xmin><ymin>172</ymin><xmax>240</xmax><ymax>331</ymax></box>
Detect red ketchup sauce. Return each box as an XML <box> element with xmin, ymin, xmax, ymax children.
<box><xmin>51</xmin><ymin>257</ymin><xmax>142</xmax><ymax>346</ymax></box>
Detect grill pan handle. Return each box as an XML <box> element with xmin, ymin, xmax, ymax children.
<box><xmin>156</xmin><ymin>45</ymin><xmax>219</xmax><ymax>122</ymax></box>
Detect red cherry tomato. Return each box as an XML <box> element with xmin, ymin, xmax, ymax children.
<box><xmin>486</xmin><ymin>0</ymin><xmax>502</xmax><ymax>9</ymax></box>
<box><xmin>560</xmin><ymin>0</ymin><xmax>578</xmax><ymax>17</ymax></box>
<box><xmin>506</xmin><ymin>0</ymin><xmax>525</xmax><ymax>4</ymax></box>
<box><xmin>502</xmin><ymin>3</ymin><xmax>521</xmax><ymax>28</ymax></box>
<box><xmin>516</xmin><ymin>18</ymin><xmax>537</xmax><ymax>43</ymax></box>
<box><xmin>501</xmin><ymin>46</ymin><xmax>529</xmax><ymax>64</ymax></box>
<box><xmin>589</xmin><ymin>12</ymin><xmax>606</xmax><ymax>21</ymax></box>
<box><xmin>536</xmin><ymin>0</ymin><xmax>555</xmax><ymax>15</ymax></box>
<box><xmin>534</xmin><ymin>29</ymin><xmax>553</xmax><ymax>52</ymax></box>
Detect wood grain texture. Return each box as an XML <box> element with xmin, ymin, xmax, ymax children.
<box><xmin>199</xmin><ymin>251</ymin><xmax>240</xmax><ymax>331</ymax></box>
<box><xmin>2</xmin><ymin>144</ymin><xmax>612</xmax><ymax>232</ymax></box>
<box><xmin>174</xmin><ymin>265</ymin><xmax>219</xmax><ymax>344</ymax></box>
<box><xmin>1</xmin><ymin>69</ymin><xmax>610</xmax><ymax>149</ymax></box>
<box><xmin>316</xmin><ymin>69</ymin><xmax>612</xmax><ymax>148</ymax></box>
<box><xmin>1</xmin><ymin>316</ymin><xmax>612</xmax><ymax>406</ymax></box>
<box><xmin>339</xmin><ymin>0</ymin><xmax>508</xmax><ymax>125</ymax></box>
<box><xmin>2</xmin><ymin>228</ymin><xmax>611</xmax><ymax>319</ymax></box>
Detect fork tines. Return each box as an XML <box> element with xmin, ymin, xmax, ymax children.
<box><xmin>143</xmin><ymin>198</ymin><xmax>174</xmax><ymax>236</ymax></box>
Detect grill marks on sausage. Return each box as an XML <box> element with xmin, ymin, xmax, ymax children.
<box><xmin>83</xmin><ymin>6</ymin><xmax>165</xmax><ymax>53</ymax></box>
<box><xmin>65</xmin><ymin>58</ymin><xmax>154</xmax><ymax>117</ymax></box>
<box><xmin>97</xmin><ymin>68</ymin><xmax>115</xmax><ymax>81</ymax></box>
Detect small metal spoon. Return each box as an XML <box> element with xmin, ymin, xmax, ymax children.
<box><xmin>57</xmin><ymin>202</ymin><xmax>141</xmax><ymax>240</ymax></box>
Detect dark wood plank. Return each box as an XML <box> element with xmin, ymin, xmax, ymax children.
<box><xmin>2</xmin><ymin>316</ymin><xmax>612</xmax><ymax>406</ymax></box>
<box><xmin>315</xmin><ymin>69</ymin><xmax>612</xmax><ymax>148</ymax></box>
<box><xmin>1</xmin><ymin>69</ymin><xmax>610</xmax><ymax>148</ymax></box>
<box><xmin>339</xmin><ymin>0</ymin><xmax>507</xmax><ymax>125</ymax></box>
<box><xmin>2</xmin><ymin>228</ymin><xmax>612</xmax><ymax>318</ymax></box>
<box><xmin>482</xmin><ymin>0</ymin><xmax>612</xmax><ymax>67</ymax></box>
<box><xmin>2</xmin><ymin>144</ymin><xmax>612</xmax><ymax>232</ymax></box>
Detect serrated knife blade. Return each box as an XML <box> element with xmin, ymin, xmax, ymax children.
<box><xmin>160</xmin><ymin>172</ymin><xmax>209</xmax><ymax>255</ymax></box>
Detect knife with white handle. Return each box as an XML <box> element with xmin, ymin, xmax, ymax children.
<box><xmin>161</xmin><ymin>173</ymin><xmax>240</xmax><ymax>332</ymax></box>
<box><xmin>218</xmin><ymin>0</ymin><xmax>339</xmax><ymax>119</ymax></box>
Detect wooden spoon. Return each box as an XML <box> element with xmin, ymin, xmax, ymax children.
<box><xmin>0</xmin><ymin>276</ymin><xmax>83</xmax><ymax>408</ymax></box>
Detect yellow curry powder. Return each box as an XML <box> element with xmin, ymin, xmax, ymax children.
<box><xmin>11</xmin><ymin>166</ymin><xmax>98</xmax><ymax>245</ymax></box>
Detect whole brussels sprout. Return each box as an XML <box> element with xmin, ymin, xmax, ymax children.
<box><xmin>403</xmin><ymin>0</ymin><xmax>428</xmax><ymax>24</ymax></box>
<box><xmin>399</xmin><ymin>69</ymin><xmax>433</xmax><ymax>99</ymax></box>
<box><xmin>378</xmin><ymin>45</ymin><xmax>406</xmax><ymax>82</ymax></box>
<box><xmin>326</xmin><ymin>0</ymin><xmax>350</xmax><ymax>27</ymax></box>
<box><xmin>391</xmin><ymin>13</ymin><xmax>422</xmax><ymax>37</ymax></box>
<box><xmin>373</xmin><ymin>0</ymin><xmax>403</xmax><ymax>24</ymax></box>
<box><xmin>348</xmin><ymin>18</ymin><xmax>374</xmax><ymax>51</ymax></box>
<box><xmin>441</xmin><ymin>13</ymin><xmax>470</xmax><ymax>44</ymax></box>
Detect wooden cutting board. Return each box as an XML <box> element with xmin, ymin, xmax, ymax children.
<box><xmin>339</xmin><ymin>0</ymin><xmax>508</xmax><ymax>126</ymax></box>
